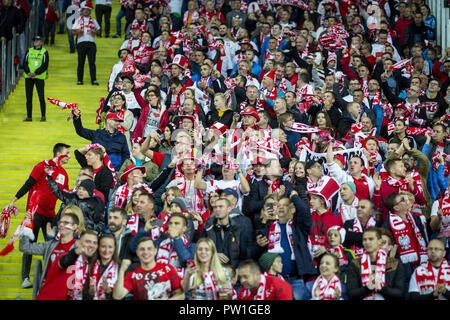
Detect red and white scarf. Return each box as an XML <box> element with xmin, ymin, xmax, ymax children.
<box><xmin>126</xmin><ymin>212</ymin><xmax>139</xmax><ymax>235</ymax></box>
<box><xmin>267</xmin><ymin>218</ymin><xmax>294</xmax><ymax>259</ymax></box>
<box><xmin>438</xmin><ymin>191</ymin><xmax>450</xmax><ymax>238</ymax></box>
<box><xmin>415</xmin><ymin>259</ymin><xmax>450</xmax><ymax>299</ymax></box>
<box><xmin>352</xmin><ymin>216</ymin><xmax>377</xmax><ymax>258</ymax></box>
<box><xmin>78</xmin><ymin>16</ymin><xmax>96</xmax><ymax>35</ymax></box>
<box><xmin>338</xmin><ymin>197</ymin><xmax>358</xmax><ymax>224</ymax></box>
<box><xmin>328</xmin><ymin>245</ymin><xmax>348</xmax><ymax>266</ymax></box>
<box><xmin>114</xmin><ymin>184</ymin><xmax>132</xmax><ymax>208</ymax></box>
<box><xmin>157</xmin><ymin>235</ymin><xmax>189</xmax><ymax>279</ymax></box>
<box><xmin>389</xmin><ymin>212</ymin><xmax>428</xmax><ymax>264</ymax></box>
<box><xmin>175</xmin><ymin>170</ymin><xmax>206</xmax><ymax>216</ymax></box>
<box><xmin>71</xmin><ymin>255</ymin><xmax>89</xmax><ymax>300</ymax></box>
<box><xmin>312</xmin><ymin>274</ymin><xmax>342</xmax><ymax>300</ymax></box>
<box><xmin>183</xmin><ymin>10</ymin><xmax>199</xmax><ymax>26</ymax></box>
<box><xmin>360</xmin><ymin>248</ymin><xmax>387</xmax><ymax>300</ymax></box>
<box><xmin>90</xmin><ymin>259</ymin><xmax>119</xmax><ymax>300</ymax></box>
<box><xmin>386</xmin><ymin>175</ymin><xmax>409</xmax><ymax>191</ymax></box>
<box><xmin>203</xmin><ymin>270</ymin><xmax>219</xmax><ymax>300</ymax></box>
<box><xmin>240</xmin><ymin>274</ymin><xmax>267</xmax><ymax>300</ymax></box>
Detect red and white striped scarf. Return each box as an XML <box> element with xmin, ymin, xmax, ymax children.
<box><xmin>71</xmin><ymin>255</ymin><xmax>89</xmax><ymax>300</ymax></box>
<box><xmin>328</xmin><ymin>245</ymin><xmax>348</xmax><ymax>266</ymax></box>
<box><xmin>415</xmin><ymin>259</ymin><xmax>450</xmax><ymax>299</ymax></box>
<box><xmin>386</xmin><ymin>175</ymin><xmax>409</xmax><ymax>191</ymax></box>
<box><xmin>157</xmin><ymin>235</ymin><xmax>189</xmax><ymax>279</ymax></box>
<box><xmin>267</xmin><ymin>218</ymin><xmax>294</xmax><ymax>259</ymax></box>
<box><xmin>90</xmin><ymin>259</ymin><xmax>119</xmax><ymax>300</ymax></box>
<box><xmin>203</xmin><ymin>270</ymin><xmax>219</xmax><ymax>300</ymax></box>
<box><xmin>240</xmin><ymin>274</ymin><xmax>267</xmax><ymax>300</ymax></box>
<box><xmin>352</xmin><ymin>216</ymin><xmax>377</xmax><ymax>258</ymax></box>
<box><xmin>175</xmin><ymin>170</ymin><xmax>206</xmax><ymax>216</ymax></box>
<box><xmin>389</xmin><ymin>212</ymin><xmax>428</xmax><ymax>264</ymax></box>
<box><xmin>312</xmin><ymin>274</ymin><xmax>342</xmax><ymax>300</ymax></box>
<box><xmin>126</xmin><ymin>212</ymin><xmax>139</xmax><ymax>235</ymax></box>
<box><xmin>78</xmin><ymin>16</ymin><xmax>96</xmax><ymax>35</ymax></box>
<box><xmin>114</xmin><ymin>184</ymin><xmax>132</xmax><ymax>208</ymax></box>
<box><xmin>361</xmin><ymin>248</ymin><xmax>387</xmax><ymax>300</ymax></box>
<box><xmin>438</xmin><ymin>191</ymin><xmax>450</xmax><ymax>237</ymax></box>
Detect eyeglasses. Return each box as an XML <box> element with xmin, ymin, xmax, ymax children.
<box><xmin>402</xmin><ymin>158</ymin><xmax>414</xmax><ymax>162</ymax></box>
<box><xmin>395</xmin><ymin>197</ymin><xmax>406</xmax><ymax>205</ymax></box>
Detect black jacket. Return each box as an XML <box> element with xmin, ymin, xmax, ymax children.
<box><xmin>75</xmin><ymin>149</ymin><xmax>114</xmax><ymax>202</ymax></box>
<box><xmin>201</xmin><ymin>215</ymin><xmax>247</xmax><ymax>269</ymax></box>
<box><xmin>73</xmin><ymin>116</ymin><xmax>130</xmax><ymax>172</ymax></box>
<box><xmin>246</xmin><ymin>176</ymin><xmax>294</xmax><ymax>218</ymax></box>
<box><xmin>47</xmin><ymin>175</ymin><xmax>106</xmax><ymax>234</ymax></box>
<box><xmin>254</xmin><ymin>194</ymin><xmax>317</xmax><ymax>277</ymax></box>
<box><xmin>346</xmin><ymin>256</ymin><xmax>405</xmax><ymax>300</ymax></box>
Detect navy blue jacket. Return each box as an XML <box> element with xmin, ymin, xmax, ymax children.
<box><xmin>73</xmin><ymin>116</ymin><xmax>130</xmax><ymax>171</ymax></box>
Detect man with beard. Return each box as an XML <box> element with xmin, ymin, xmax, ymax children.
<box><xmin>108</xmin><ymin>207</ymin><xmax>136</xmax><ymax>265</ymax></box>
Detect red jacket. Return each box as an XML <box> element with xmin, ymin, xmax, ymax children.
<box><xmin>395</xmin><ymin>18</ymin><xmax>413</xmax><ymax>46</ymax></box>
<box><xmin>372</xmin><ymin>179</ymin><xmax>426</xmax><ymax>221</ymax></box>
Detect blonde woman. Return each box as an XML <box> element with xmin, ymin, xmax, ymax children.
<box><xmin>125</xmin><ymin>188</ymin><xmax>146</xmax><ymax>216</ymax></box>
<box><xmin>206</xmin><ymin>92</ymin><xmax>235</xmax><ymax>128</ymax></box>
<box><xmin>182</xmin><ymin>238</ymin><xmax>233</xmax><ymax>300</ymax></box>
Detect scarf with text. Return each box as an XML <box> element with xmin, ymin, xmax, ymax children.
<box><xmin>389</xmin><ymin>212</ymin><xmax>427</xmax><ymax>264</ymax></box>
<box><xmin>415</xmin><ymin>259</ymin><xmax>450</xmax><ymax>299</ymax></box>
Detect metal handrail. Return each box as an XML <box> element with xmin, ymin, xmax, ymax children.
<box><xmin>0</xmin><ymin>1</ymin><xmax>39</xmax><ymax>109</ymax></box>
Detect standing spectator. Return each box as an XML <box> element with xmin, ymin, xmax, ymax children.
<box><xmin>9</xmin><ymin>143</ymin><xmax>70</xmax><ymax>289</ymax></box>
<box><xmin>420</xmin><ymin>4</ymin><xmax>436</xmax><ymax>41</ymax></box>
<box><xmin>19</xmin><ymin>210</ymin><xmax>80</xmax><ymax>299</ymax></box>
<box><xmin>43</xmin><ymin>0</ymin><xmax>58</xmax><ymax>46</ymax></box>
<box><xmin>23</xmin><ymin>36</ymin><xmax>49</xmax><ymax>122</ymax></box>
<box><xmin>72</xmin><ymin>108</ymin><xmax>130</xmax><ymax>172</ymax></box>
<box><xmin>0</xmin><ymin>0</ymin><xmax>24</xmax><ymax>42</ymax></box>
<box><xmin>403</xmin><ymin>11</ymin><xmax>429</xmax><ymax>49</ymax></box>
<box><xmin>94</xmin><ymin>0</ymin><xmax>112</xmax><ymax>38</ymax></box>
<box><xmin>71</xmin><ymin>1</ymin><xmax>101</xmax><ymax>85</ymax></box>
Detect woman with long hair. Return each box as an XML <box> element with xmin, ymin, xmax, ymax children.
<box><xmin>125</xmin><ymin>187</ymin><xmax>146</xmax><ymax>216</ymax></box>
<box><xmin>182</xmin><ymin>238</ymin><xmax>233</xmax><ymax>300</ymax></box>
<box><xmin>159</xmin><ymin>187</ymin><xmax>183</xmax><ymax>219</ymax></box>
<box><xmin>85</xmin><ymin>233</ymin><xmax>121</xmax><ymax>300</ymax></box>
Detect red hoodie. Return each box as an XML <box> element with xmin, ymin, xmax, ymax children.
<box><xmin>310</xmin><ymin>210</ymin><xmax>342</xmax><ymax>247</ymax></box>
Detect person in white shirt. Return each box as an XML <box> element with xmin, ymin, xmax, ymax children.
<box><xmin>108</xmin><ymin>48</ymin><xmax>131</xmax><ymax>92</ymax></box>
<box><xmin>72</xmin><ymin>1</ymin><xmax>100</xmax><ymax>85</ymax></box>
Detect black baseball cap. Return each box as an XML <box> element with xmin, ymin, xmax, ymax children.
<box><xmin>33</xmin><ymin>35</ymin><xmax>43</xmax><ymax>41</ymax></box>
<box><xmin>305</xmin><ymin>158</ymin><xmax>324</xmax><ymax>171</ymax></box>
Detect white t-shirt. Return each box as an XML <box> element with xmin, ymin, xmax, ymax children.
<box><xmin>409</xmin><ymin>265</ymin><xmax>448</xmax><ymax>299</ymax></box>
<box><xmin>73</xmin><ymin>16</ymin><xmax>100</xmax><ymax>43</ymax></box>
<box><xmin>204</xmin><ymin>179</ymin><xmax>247</xmax><ymax>211</ymax></box>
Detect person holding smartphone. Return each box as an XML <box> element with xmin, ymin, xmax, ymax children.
<box><xmin>182</xmin><ymin>238</ymin><xmax>233</xmax><ymax>300</ymax></box>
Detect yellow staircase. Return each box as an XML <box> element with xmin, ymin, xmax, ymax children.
<box><xmin>0</xmin><ymin>3</ymin><xmax>123</xmax><ymax>300</ymax></box>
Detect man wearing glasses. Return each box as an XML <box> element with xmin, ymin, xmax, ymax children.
<box><xmin>382</xmin><ymin>192</ymin><xmax>429</xmax><ymax>296</ymax></box>
<box><xmin>19</xmin><ymin>210</ymin><xmax>80</xmax><ymax>299</ymax></box>
<box><xmin>408</xmin><ymin>239</ymin><xmax>450</xmax><ymax>300</ymax></box>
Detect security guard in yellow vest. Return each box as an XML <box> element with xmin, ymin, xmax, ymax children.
<box><xmin>23</xmin><ymin>35</ymin><xmax>49</xmax><ymax>122</ymax></box>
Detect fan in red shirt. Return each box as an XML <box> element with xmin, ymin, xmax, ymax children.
<box><xmin>9</xmin><ymin>143</ymin><xmax>71</xmax><ymax>288</ymax></box>
<box><xmin>113</xmin><ymin>237</ymin><xmax>185</xmax><ymax>300</ymax></box>
<box><xmin>238</xmin><ymin>260</ymin><xmax>293</xmax><ymax>300</ymax></box>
